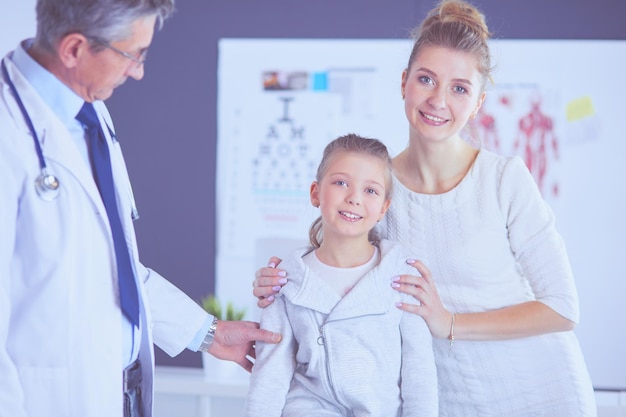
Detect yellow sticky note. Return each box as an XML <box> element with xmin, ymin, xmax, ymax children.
<box><xmin>566</xmin><ymin>96</ymin><xmax>595</xmax><ymax>122</ymax></box>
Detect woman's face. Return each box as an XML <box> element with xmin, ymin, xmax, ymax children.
<box><xmin>401</xmin><ymin>45</ymin><xmax>486</xmax><ymax>144</ymax></box>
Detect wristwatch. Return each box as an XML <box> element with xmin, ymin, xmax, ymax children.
<box><xmin>198</xmin><ymin>316</ymin><xmax>218</xmax><ymax>353</ymax></box>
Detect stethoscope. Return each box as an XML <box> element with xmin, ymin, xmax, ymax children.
<box><xmin>2</xmin><ymin>58</ymin><xmax>60</xmax><ymax>201</ymax></box>
<box><xmin>1</xmin><ymin>58</ymin><xmax>140</xmax><ymax>219</ymax></box>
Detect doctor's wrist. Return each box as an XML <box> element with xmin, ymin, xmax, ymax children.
<box><xmin>198</xmin><ymin>316</ymin><xmax>218</xmax><ymax>353</ymax></box>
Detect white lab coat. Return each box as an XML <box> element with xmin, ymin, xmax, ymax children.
<box><xmin>0</xmin><ymin>54</ymin><xmax>208</xmax><ymax>417</ymax></box>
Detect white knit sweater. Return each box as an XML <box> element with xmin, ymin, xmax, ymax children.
<box><xmin>377</xmin><ymin>149</ymin><xmax>596</xmax><ymax>416</ymax></box>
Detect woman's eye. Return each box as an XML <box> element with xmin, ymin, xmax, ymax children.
<box><xmin>419</xmin><ymin>76</ymin><xmax>434</xmax><ymax>85</ymax></box>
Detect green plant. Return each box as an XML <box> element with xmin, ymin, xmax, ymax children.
<box><xmin>200</xmin><ymin>294</ymin><xmax>246</xmax><ymax>321</ymax></box>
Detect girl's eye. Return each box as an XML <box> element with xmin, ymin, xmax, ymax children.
<box><xmin>334</xmin><ymin>180</ymin><xmax>347</xmax><ymax>187</ymax></box>
<box><xmin>453</xmin><ymin>85</ymin><xmax>468</xmax><ymax>94</ymax></box>
<box><xmin>365</xmin><ymin>188</ymin><xmax>379</xmax><ymax>195</ymax></box>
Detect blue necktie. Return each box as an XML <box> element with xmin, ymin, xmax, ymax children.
<box><xmin>76</xmin><ymin>102</ymin><xmax>140</xmax><ymax>327</ymax></box>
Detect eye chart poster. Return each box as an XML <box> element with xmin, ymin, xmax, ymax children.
<box><xmin>216</xmin><ymin>39</ymin><xmax>626</xmax><ymax>390</ymax></box>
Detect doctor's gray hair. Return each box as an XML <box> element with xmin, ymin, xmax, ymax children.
<box><xmin>35</xmin><ymin>0</ymin><xmax>176</xmax><ymax>52</ymax></box>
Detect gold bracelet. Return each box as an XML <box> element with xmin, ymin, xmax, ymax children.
<box><xmin>448</xmin><ymin>313</ymin><xmax>455</xmax><ymax>347</ymax></box>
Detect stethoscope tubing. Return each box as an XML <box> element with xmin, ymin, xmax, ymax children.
<box><xmin>2</xmin><ymin>56</ymin><xmax>139</xmax><ymax>216</ymax></box>
<box><xmin>2</xmin><ymin>57</ymin><xmax>61</xmax><ymax>200</ymax></box>
<box><xmin>1</xmin><ymin>58</ymin><xmax>48</xmax><ymax>172</ymax></box>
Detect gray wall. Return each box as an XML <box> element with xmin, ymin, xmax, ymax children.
<box><xmin>106</xmin><ymin>0</ymin><xmax>626</xmax><ymax>368</ymax></box>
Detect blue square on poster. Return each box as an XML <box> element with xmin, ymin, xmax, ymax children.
<box><xmin>312</xmin><ymin>72</ymin><xmax>328</xmax><ymax>91</ymax></box>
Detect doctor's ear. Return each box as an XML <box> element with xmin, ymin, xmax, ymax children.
<box><xmin>57</xmin><ymin>33</ymin><xmax>91</xmax><ymax>68</ymax></box>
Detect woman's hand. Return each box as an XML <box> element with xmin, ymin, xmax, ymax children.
<box><xmin>253</xmin><ymin>256</ymin><xmax>287</xmax><ymax>308</ymax></box>
<box><xmin>393</xmin><ymin>259</ymin><xmax>576</xmax><ymax>341</ymax></box>
<box><xmin>392</xmin><ymin>259</ymin><xmax>452</xmax><ymax>339</ymax></box>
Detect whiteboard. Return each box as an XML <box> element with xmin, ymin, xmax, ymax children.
<box><xmin>216</xmin><ymin>38</ymin><xmax>626</xmax><ymax>390</ymax></box>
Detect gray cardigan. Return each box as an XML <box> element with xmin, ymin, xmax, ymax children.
<box><xmin>244</xmin><ymin>239</ymin><xmax>438</xmax><ymax>417</ymax></box>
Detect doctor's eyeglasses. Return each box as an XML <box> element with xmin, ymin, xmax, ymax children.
<box><xmin>88</xmin><ymin>37</ymin><xmax>148</xmax><ymax>68</ymax></box>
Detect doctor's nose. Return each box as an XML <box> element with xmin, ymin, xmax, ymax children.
<box><xmin>127</xmin><ymin>62</ymin><xmax>145</xmax><ymax>80</ymax></box>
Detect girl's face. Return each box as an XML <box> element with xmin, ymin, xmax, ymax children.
<box><xmin>310</xmin><ymin>151</ymin><xmax>391</xmax><ymax>244</ymax></box>
<box><xmin>401</xmin><ymin>45</ymin><xmax>486</xmax><ymax>144</ymax></box>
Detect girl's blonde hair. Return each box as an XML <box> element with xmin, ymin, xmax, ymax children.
<box><xmin>308</xmin><ymin>133</ymin><xmax>392</xmax><ymax>248</ymax></box>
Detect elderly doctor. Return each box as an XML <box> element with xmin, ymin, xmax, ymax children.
<box><xmin>0</xmin><ymin>1</ymin><xmax>281</xmax><ymax>417</ymax></box>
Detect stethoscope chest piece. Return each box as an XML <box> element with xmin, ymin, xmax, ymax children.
<box><xmin>35</xmin><ymin>169</ymin><xmax>60</xmax><ymax>201</ymax></box>
<box><xmin>2</xmin><ymin>58</ymin><xmax>62</xmax><ymax>202</ymax></box>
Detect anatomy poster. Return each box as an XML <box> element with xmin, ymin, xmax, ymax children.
<box><xmin>216</xmin><ymin>39</ymin><xmax>626</xmax><ymax>389</ymax></box>
<box><xmin>468</xmin><ymin>84</ymin><xmax>562</xmax><ymax>198</ymax></box>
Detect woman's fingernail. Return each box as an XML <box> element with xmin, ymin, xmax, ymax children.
<box><xmin>278</xmin><ymin>278</ymin><xmax>287</xmax><ymax>284</ymax></box>
<box><xmin>395</xmin><ymin>302</ymin><xmax>403</xmax><ymax>308</ymax></box>
<box><xmin>406</xmin><ymin>258</ymin><xmax>416</xmax><ymax>264</ymax></box>
<box><xmin>278</xmin><ymin>271</ymin><xmax>287</xmax><ymax>277</ymax></box>
<box><xmin>268</xmin><ymin>262</ymin><xmax>276</xmax><ymax>268</ymax></box>
<box><xmin>391</xmin><ymin>282</ymin><xmax>400</xmax><ymax>288</ymax></box>
<box><xmin>267</xmin><ymin>295</ymin><xmax>275</xmax><ymax>302</ymax></box>
<box><xmin>272</xmin><ymin>286</ymin><xmax>281</xmax><ymax>292</ymax></box>
<box><xmin>391</xmin><ymin>275</ymin><xmax>400</xmax><ymax>281</ymax></box>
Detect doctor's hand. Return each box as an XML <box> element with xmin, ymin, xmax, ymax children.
<box><xmin>253</xmin><ymin>256</ymin><xmax>286</xmax><ymax>308</ymax></box>
<box><xmin>207</xmin><ymin>320</ymin><xmax>282</xmax><ymax>372</ymax></box>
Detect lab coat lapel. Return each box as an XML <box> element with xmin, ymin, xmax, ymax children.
<box><xmin>93</xmin><ymin>101</ymin><xmax>139</xmax><ymax>247</ymax></box>
<box><xmin>4</xmin><ymin>58</ymin><xmax>107</xmax><ymax>215</ymax></box>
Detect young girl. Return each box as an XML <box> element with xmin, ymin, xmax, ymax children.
<box><xmin>244</xmin><ymin>134</ymin><xmax>437</xmax><ymax>417</ymax></box>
